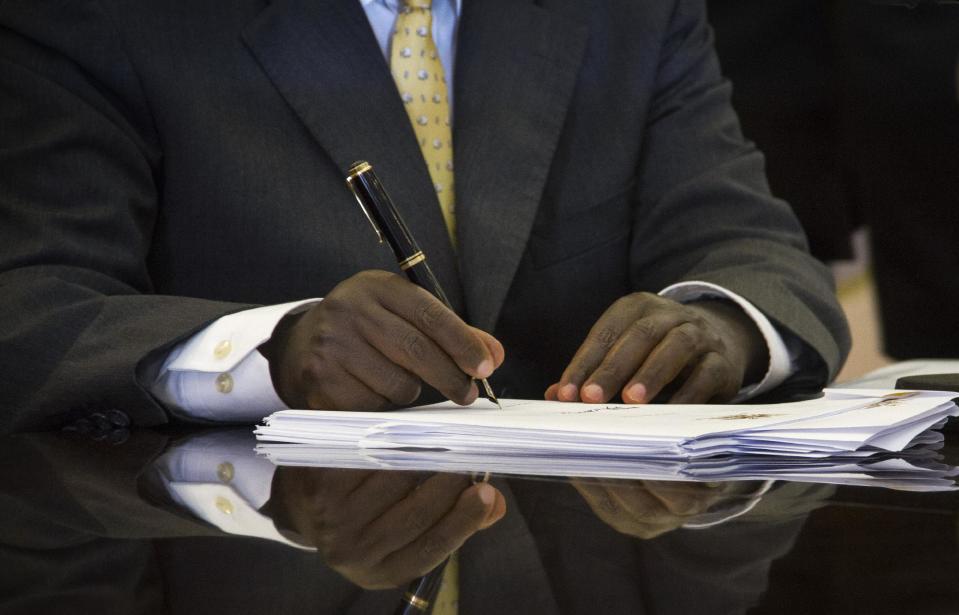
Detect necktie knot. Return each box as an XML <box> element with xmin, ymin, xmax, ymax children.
<box><xmin>403</xmin><ymin>0</ymin><xmax>432</xmax><ymax>10</ymax></box>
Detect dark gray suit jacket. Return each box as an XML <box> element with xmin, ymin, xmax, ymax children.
<box><xmin>0</xmin><ymin>0</ymin><xmax>850</xmax><ymax>433</ymax></box>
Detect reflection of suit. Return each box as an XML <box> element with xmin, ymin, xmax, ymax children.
<box><xmin>0</xmin><ymin>431</ymin><xmax>824</xmax><ymax>614</ymax></box>
<box><xmin>0</xmin><ymin>0</ymin><xmax>849</xmax><ymax>434</ymax></box>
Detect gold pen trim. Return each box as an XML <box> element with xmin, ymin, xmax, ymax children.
<box><xmin>347</xmin><ymin>160</ymin><xmax>373</xmax><ymax>178</ymax></box>
<box><xmin>345</xmin><ymin>161</ymin><xmax>384</xmax><ymax>243</ymax></box>
<box><xmin>398</xmin><ymin>251</ymin><xmax>426</xmax><ymax>271</ymax></box>
<box><xmin>403</xmin><ymin>593</ymin><xmax>430</xmax><ymax>610</ymax></box>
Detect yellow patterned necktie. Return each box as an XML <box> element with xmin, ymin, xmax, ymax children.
<box><xmin>391</xmin><ymin>5</ymin><xmax>459</xmax><ymax>613</ymax></box>
<box><xmin>431</xmin><ymin>551</ymin><xmax>459</xmax><ymax>615</ymax></box>
<box><xmin>390</xmin><ymin>0</ymin><xmax>456</xmax><ymax>244</ymax></box>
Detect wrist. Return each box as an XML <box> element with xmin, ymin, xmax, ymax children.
<box><xmin>688</xmin><ymin>299</ymin><xmax>767</xmax><ymax>385</ymax></box>
<box><xmin>259</xmin><ymin>311</ymin><xmax>306</xmax><ymax>408</ymax></box>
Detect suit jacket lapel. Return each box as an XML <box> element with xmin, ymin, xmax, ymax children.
<box><xmin>242</xmin><ymin>0</ymin><xmax>464</xmax><ymax>313</ymax></box>
<box><xmin>454</xmin><ymin>0</ymin><xmax>589</xmax><ymax>331</ymax></box>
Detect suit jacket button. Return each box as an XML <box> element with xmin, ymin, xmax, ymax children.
<box><xmin>107</xmin><ymin>429</ymin><xmax>130</xmax><ymax>445</ymax></box>
<box><xmin>89</xmin><ymin>412</ymin><xmax>111</xmax><ymax>432</ymax></box>
<box><xmin>106</xmin><ymin>409</ymin><xmax>130</xmax><ymax>428</ymax></box>
<box><xmin>72</xmin><ymin>418</ymin><xmax>93</xmax><ymax>435</ymax></box>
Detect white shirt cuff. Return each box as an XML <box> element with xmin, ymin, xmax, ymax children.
<box><xmin>155</xmin><ymin>430</ymin><xmax>313</xmax><ymax>550</ymax></box>
<box><xmin>682</xmin><ymin>480</ymin><xmax>775</xmax><ymax>529</ymax></box>
<box><xmin>659</xmin><ymin>281</ymin><xmax>794</xmax><ymax>402</ymax></box>
<box><xmin>152</xmin><ymin>299</ymin><xmax>320</xmax><ymax>422</ymax></box>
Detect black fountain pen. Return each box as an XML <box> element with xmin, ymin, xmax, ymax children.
<box><xmin>345</xmin><ymin>160</ymin><xmax>501</xmax><ymax>409</ymax></box>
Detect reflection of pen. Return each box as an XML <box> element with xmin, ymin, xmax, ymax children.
<box><xmin>392</xmin><ymin>471</ymin><xmax>491</xmax><ymax>615</ymax></box>
<box><xmin>346</xmin><ymin>160</ymin><xmax>500</xmax><ymax>408</ymax></box>
<box><xmin>395</xmin><ymin>556</ymin><xmax>449</xmax><ymax>615</ymax></box>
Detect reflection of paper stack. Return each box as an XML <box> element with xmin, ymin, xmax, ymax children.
<box><xmin>257</xmin><ymin>441</ymin><xmax>958</xmax><ymax>492</ymax></box>
<box><xmin>257</xmin><ymin>390</ymin><xmax>956</xmax><ymax>455</ymax></box>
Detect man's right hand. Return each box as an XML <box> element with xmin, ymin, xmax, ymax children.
<box><xmin>260</xmin><ymin>270</ymin><xmax>504</xmax><ymax>411</ymax></box>
<box><xmin>264</xmin><ymin>467</ymin><xmax>505</xmax><ymax>589</ymax></box>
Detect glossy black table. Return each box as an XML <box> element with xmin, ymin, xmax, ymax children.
<box><xmin>1</xmin><ymin>420</ymin><xmax>957</xmax><ymax>615</ymax></box>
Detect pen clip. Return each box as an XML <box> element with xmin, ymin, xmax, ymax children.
<box><xmin>346</xmin><ymin>161</ymin><xmax>385</xmax><ymax>244</ymax></box>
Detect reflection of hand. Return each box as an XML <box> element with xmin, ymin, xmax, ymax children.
<box><xmin>571</xmin><ymin>479</ymin><xmax>756</xmax><ymax>539</ymax></box>
<box><xmin>261</xmin><ymin>270</ymin><xmax>504</xmax><ymax>411</ymax></box>
<box><xmin>545</xmin><ymin>294</ymin><xmax>765</xmax><ymax>404</ymax></box>
<box><xmin>264</xmin><ymin>467</ymin><xmax>505</xmax><ymax>589</ymax></box>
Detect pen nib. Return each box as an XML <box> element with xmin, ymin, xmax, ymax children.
<box><xmin>480</xmin><ymin>378</ymin><xmax>502</xmax><ymax>409</ymax></box>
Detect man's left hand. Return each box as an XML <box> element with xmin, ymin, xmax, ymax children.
<box><xmin>545</xmin><ymin>293</ymin><xmax>767</xmax><ymax>404</ymax></box>
<box><xmin>571</xmin><ymin>479</ymin><xmax>760</xmax><ymax>539</ymax></box>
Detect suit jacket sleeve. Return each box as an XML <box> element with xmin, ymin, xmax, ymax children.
<box><xmin>627</xmin><ymin>0</ymin><xmax>850</xmax><ymax>382</ymax></box>
<box><xmin>0</xmin><ymin>1</ymin><xmax>253</xmax><ymax>434</ymax></box>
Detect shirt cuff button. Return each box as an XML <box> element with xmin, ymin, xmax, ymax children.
<box><xmin>215</xmin><ymin>373</ymin><xmax>234</xmax><ymax>394</ymax></box>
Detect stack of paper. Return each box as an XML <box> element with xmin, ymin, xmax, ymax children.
<box><xmin>256</xmin><ymin>389</ymin><xmax>958</xmax><ymax>491</ymax></box>
<box><xmin>256</xmin><ymin>389</ymin><xmax>957</xmax><ymax>460</ymax></box>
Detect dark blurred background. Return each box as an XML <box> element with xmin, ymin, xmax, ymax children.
<box><xmin>709</xmin><ymin>3</ymin><xmax>959</xmax><ymax>611</ymax></box>
<box><xmin>708</xmin><ymin>0</ymin><xmax>959</xmax><ymax>377</ymax></box>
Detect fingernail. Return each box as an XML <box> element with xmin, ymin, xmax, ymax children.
<box><xmin>626</xmin><ymin>383</ymin><xmax>646</xmax><ymax>403</ymax></box>
<box><xmin>583</xmin><ymin>383</ymin><xmax>603</xmax><ymax>402</ymax></box>
<box><xmin>476</xmin><ymin>359</ymin><xmax>493</xmax><ymax>379</ymax></box>
<box><xmin>476</xmin><ymin>483</ymin><xmax>495</xmax><ymax>506</ymax></box>
<box><xmin>560</xmin><ymin>383</ymin><xmax>578</xmax><ymax>401</ymax></box>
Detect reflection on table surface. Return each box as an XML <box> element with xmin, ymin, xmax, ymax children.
<box><xmin>1</xmin><ymin>426</ymin><xmax>957</xmax><ymax>614</ymax></box>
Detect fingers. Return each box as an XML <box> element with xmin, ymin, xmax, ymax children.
<box><xmin>472</xmin><ymin>326</ymin><xmax>506</xmax><ymax>372</ymax></box>
<box><xmin>272</xmin><ymin>468</ymin><xmax>422</xmax><ymax>534</ymax></box>
<box><xmin>375</xmin><ymin>276</ymin><xmax>497</xmax><ymax>379</ymax></box>
<box><xmin>340</xmin><ymin>476</ymin><xmax>503</xmax><ymax>589</ymax></box>
<box><xmin>554</xmin><ymin>296</ymin><xmax>652</xmax><ymax>402</ymax></box>
<box><xmin>376</xmin><ymin>482</ymin><xmax>504</xmax><ymax>582</ymax></box>
<box><xmin>571</xmin><ymin>479</ymin><xmax>680</xmax><ymax>539</ymax></box>
<box><xmin>552</xmin><ymin>293</ymin><xmax>749</xmax><ymax>405</ymax></box>
<box><xmin>336</xmin><ymin>471</ymin><xmax>429</xmax><ymax>527</ymax></box>
<box><xmin>572</xmin><ymin>478</ymin><xmax>722</xmax><ymax>539</ymax></box>
<box><xmin>271</xmin><ymin>270</ymin><xmax>505</xmax><ymax>411</ymax></box>
<box><xmin>304</xmin><ymin>361</ymin><xmax>393</xmax><ymax>411</ymax></box>
<box><xmin>581</xmin><ymin>316</ymin><xmax>687</xmax><ymax>403</ymax></box>
<box><xmin>642</xmin><ymin>481</ymin><xmax>726</xmax><ymax>516</ymax></box>
<box><xmin>358</xmin><ymin>473</ymin><xmax>472</xmax><ymax>560</ymax></box>
<box><xmin>666</xmin><ymin>352</ymin><xmax>739</xmax><ymax>404</ymax></box>
<box><xmin>334</xmin><ymin>339</ymin><xmax>422</xmax><ymax>406</ymax></box>
<box><xmin>364</xmin><ymin>275</ymin><xmax>506</xmax><ymax>403</ymax></box>
<box><xmin>623</xmin><ymin>323</ymin><xmax>710</xmax><ymax>403</ymax></box>
<box><xmin>281</xmin><ymin>468</ymin><xmax>506</xmax><ymax>590</ymax></box>
<box><xmin>544</xmin><ymin>382</ymin><xmax>560</xmax><ymax>401</ymax></box>
<box><xmin>356</xmin><ymin>303</ymin><xmax>478</xmax><ymax>405</ymax></box>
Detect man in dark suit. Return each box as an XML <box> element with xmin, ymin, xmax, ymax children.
<box><xmin>0</xmin><ymin>0</ymin><xmax>851</xmax><ymax>571</ymax></box>
<box><xmin>0</xmin><ymin>0</ymin><xmax>848</xmax><ymax>433</ymax></box>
